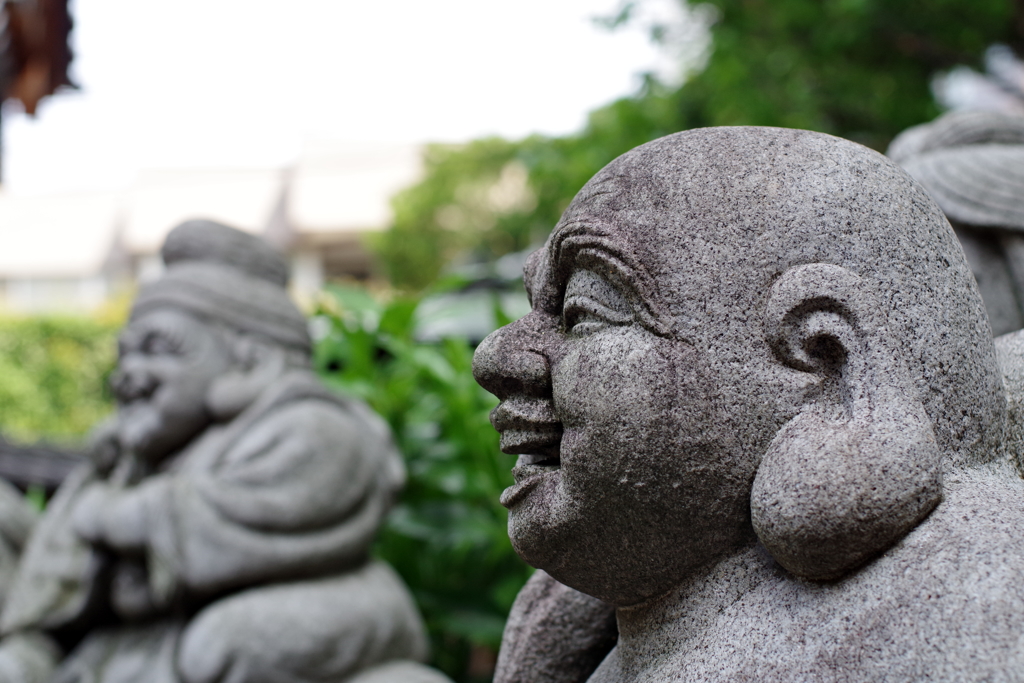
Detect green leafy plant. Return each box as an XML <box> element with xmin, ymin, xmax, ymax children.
<box><xmin>0</xmin><ymin>315</ymin><xmax>119</xmax><ymax>445</ymax></box>
<box><xmin>313</xmin><ymin>285</ymin><xmax>529</xmax><ymax>682</ymax></box>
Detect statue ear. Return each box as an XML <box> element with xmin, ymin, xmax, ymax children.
<box><xmin>751</xmin><ymin>264</ymin><xmax>943</xmax><ymax>580</ymax></box>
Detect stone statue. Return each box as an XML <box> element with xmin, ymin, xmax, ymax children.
<box><xmin>889</xmin><ymin>109</ymin><xmax>1024</xmax><ymax>335</ymax></box>
<box><xmin>473</xmin><ymin>127</ymin><xmax>1024</xmax><ymax>681</ymax></box>
<box><xmin>0</xmin><ymin>481</ymin><xmax>58</xmax><ymax>683</ymax></box>
<box><xmin>0</xmin><ymin>220</ymin><xmax>452</xmax><ymax>683</ymax></box>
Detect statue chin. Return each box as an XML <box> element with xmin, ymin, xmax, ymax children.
<box><xmin>117</xmin><ymin>403</ymin><xmax>206</xmax><ymax>466</ymax></box>
<box><xmin>508</xmin><ymin>492</ymin><xmax>699</xmax><ymax>609</ymax></box>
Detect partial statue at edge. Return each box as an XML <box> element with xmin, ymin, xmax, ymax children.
<box><xmin>889</xmin><ymin>109</ymin><xmax>1024</xmax><ymax>336</ymax></box>
<box><xmin>474</xmin><ymin>127</ymin><xmax>1024</xmax><ymax>681</ymax></box>
<box><xmin>0</xmin><ymin>221</ymin><xmax>451</xmax><ymax>683</ymax></box>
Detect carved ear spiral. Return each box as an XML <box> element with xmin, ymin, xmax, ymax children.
<box><xmin>751</xmin><ymin>264</ymin><xmax>943</xmax><ymax>580</ymax></box>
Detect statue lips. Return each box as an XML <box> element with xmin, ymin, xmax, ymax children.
<box><xmin>500</xmin><ymin>459</ymin><xmax>561</xmax><ymax>508</ymax></box>
<box><xmin>491</xmin><ymin>398</ymin><xmax>562</xmax><ymax>508</ymax></box>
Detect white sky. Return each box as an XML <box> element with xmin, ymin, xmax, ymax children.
<box><xmin>1</xmin><ymin>0</ymin><xmax>675</xmax><ymax>196</ymax></box>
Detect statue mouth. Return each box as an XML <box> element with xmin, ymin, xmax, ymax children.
<box><xmin>512</xmin><ymin>452</ymin><xmax>561</xmax><ymax>478</ymax></box>
<box><xmin>502</xmin><ymin>432</ymin><xmax>561</xmax><ymax>506</ymax></box>
<box><xmin>491</xmin><ymin>399</ymin><xmax>562</xmax><ymax>454</ymax></box>
<box><xmin>492</xmin><ymin>399</ymin><xmax>563</xmax><ymax>508</ymax></box>
<box><xmin>504</xmin><ymin>433</ymin><xmax>561</xmax><ymax>487</ymax></box>
<box><xmin>500</xmin><ymin>428</ymin><xmax>561</xmax><ymax>456</ymax></box>
<box><xmin>501</xmin><ymin>454</ymin><xmax>560</xmax><ymax>508</ymax></box>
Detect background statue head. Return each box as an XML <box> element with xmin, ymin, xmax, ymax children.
<box><xmin>473</xmin><ymin>127</ymin><xmax>1007</xmax><ymax>606</ymax></box>
<box><xmin>110</xmin><ymin>219</ymin><xmax>312</xmax><ymax>465</ymax></box>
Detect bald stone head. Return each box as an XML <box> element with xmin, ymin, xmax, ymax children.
<box><xmin>473</xmin><ymin>127</ymin><xmax>1007</xmax><ymax>606</ymax></box>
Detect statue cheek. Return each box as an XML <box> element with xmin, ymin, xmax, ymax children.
<box><xmin>551</xmin><ymin>330</ymin><xmax>684</xmax><ymax>463</ymax></box>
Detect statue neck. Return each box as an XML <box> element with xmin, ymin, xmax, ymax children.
<box><xmin>611</xmin><ymin>543</ymin><xmax>777</xmax><ymax>679</ymax></box>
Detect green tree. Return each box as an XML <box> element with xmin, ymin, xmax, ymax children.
<box><xmin>376</xmin><ymin>0</ymin><xmax>1024</xmax><ymax>290</ymax></box>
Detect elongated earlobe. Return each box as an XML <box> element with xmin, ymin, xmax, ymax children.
<box><xmin>751</xmin><ymin>264</ymin><xmax>943</xmax><ymax>580</ymax></box>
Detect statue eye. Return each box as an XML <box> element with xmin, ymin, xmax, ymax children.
<box><xmin>562</xmin><ymin>296</ymin><xmax>633</xmax><ymax>336</ymax></box>
<box><xmin>561</xmin><ymin>269</ymin><xmax>634</xmax><ymax>335</ymax></box>
<box><xmin>141</xmin><ymin>332</ymin><xmax>183</xmax><ymax>356</ymax></box>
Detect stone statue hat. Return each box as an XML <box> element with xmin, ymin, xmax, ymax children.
<box><xmin>131</xmin><ymin>219</ymin><xmax>312</xmax><ymax>352</ymax></box>
<box><xmin>888</xmin><ymin>110</ymin><xmax>1024</xmax><ymax>230</ymax></box>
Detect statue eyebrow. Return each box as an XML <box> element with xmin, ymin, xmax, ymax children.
<box><xmin>573</xmin><ymin>172</ymin><xmax>630</xmax><ymax>203</ymax></box>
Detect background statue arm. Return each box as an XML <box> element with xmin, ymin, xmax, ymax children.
<box><xmin>70</xmin><ymin>400</ymin><xmax>395</xmax><ymax>599</ymax></box>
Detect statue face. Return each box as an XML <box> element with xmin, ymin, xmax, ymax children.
<box><xmin>111</xmin><ymin>308</ymin><xmax>232</xmax><ymax>463</ymax></box>
<box><xmin>473</xmin><ymin>211</ymin><xmax>761</xmax><ymax>607</ymax></box>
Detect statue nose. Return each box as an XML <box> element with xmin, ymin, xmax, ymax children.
<box><xmin>473</xmin><ymin>316</ymin><xmax>552</xmax><ymax>399</ymax></box>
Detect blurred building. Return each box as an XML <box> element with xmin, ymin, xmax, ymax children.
<box><xmin>0</xmin><ymin>142</ymin><xmax>422</xmax><ymax>312</ymax></box>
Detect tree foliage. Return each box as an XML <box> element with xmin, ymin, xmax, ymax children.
<box><xmin>375</xmin><ymin>0</ymin><xmax>1024</xmax><ymax>290</ymax></box>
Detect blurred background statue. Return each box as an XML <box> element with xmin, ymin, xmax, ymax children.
<box><xmin>0</xmin><ymin>220</ymin><xmax>451</xmax><ymax>683</ymax></box>
<box><xmin>889</xmin><ymin>108</ymin><xmax>1024</xmax><ymax>335</ymax></box>
<box><xmin>0</xmin><ymin>481</ymin><xmax>56</xmax><ymax>682</ymax></box>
